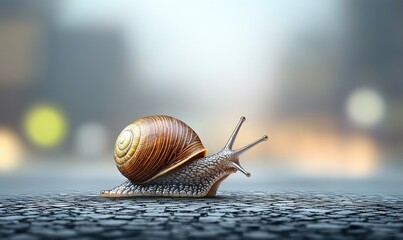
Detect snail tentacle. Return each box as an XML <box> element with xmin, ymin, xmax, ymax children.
<box><xmin>224</xmin><ymin>116</ymin><xmax>246</xmax><ymax>150</ymax></box>
<box><xmin>233</xmin><ymin>135</ymin><xmax>269</xmax><ymax>156</ymax></box>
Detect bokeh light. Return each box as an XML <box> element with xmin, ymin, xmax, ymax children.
<box><xmin>268</xmin><ymin>120</ymin><xmax>379</xmax><ymax>178</ymax></box>
<box><xmin>75</xmin><ymin>122</ymin><xmax>109</xmax><ymax>158</ymax></box>
<box><xmin>23</xmin><ymin>103</ymin><xmax>68</xmax><ymax>148</ymax></box>
<box><xmin>0</xmin><ymin>128</ymin><xmax>23</xmax><ymax>171</ymax></box>
<box><xmin>346</xmin><ymin>88</ymin><xmax>385</xmax><ymax>128</ymax></box>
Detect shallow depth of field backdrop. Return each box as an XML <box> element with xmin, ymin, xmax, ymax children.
<box><xmin>0</xmin><ymin>0</ymin><xmax>402</xmax><ymax>194</ymax></box>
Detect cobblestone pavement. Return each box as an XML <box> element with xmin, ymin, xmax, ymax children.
<box><xmin>0</xmin><ymin>191</ymin><xmax>402</xmax><ymax>240</ymax></box>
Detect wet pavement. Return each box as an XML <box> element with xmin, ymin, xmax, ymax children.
<box><xmin>0</xmin><ymin>191</ymin><xmax>402</xmax><ymax>239</ymax></box>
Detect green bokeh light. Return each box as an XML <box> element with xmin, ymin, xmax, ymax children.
<box><xmin>23</xmin><ymin>103</ymin><xmax>68</xmax><ymax>148</ymax></box>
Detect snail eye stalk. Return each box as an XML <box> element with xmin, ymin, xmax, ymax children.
<box><xmin>224</xmin><ymin>116</ymin><xmax>246</xmax><ymax>150</ymax></box>
<box><xmin>231</xmin><ymin>162</ymin><xmax>251</xmax><ymax>177</ymax></box>
<box><xmin>234</xmin><ymin>135</ymin><xmax>268</xmax><ymax>156</ymax></box>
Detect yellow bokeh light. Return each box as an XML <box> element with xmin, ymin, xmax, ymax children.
<box><xmin>23</xmin><ymin>103</ymin><xmax>68</xmax><ymax>148</ymax></box>
<box><xmin>0</xmin><ymin>128</ymin><xmax>23</xmax><ymax>171</ymax></box>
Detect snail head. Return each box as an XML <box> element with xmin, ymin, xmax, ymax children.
<box><xmin>220</xmin><ymin>116</ymin><xmax>268</xmax><ymax>177</ymax></box>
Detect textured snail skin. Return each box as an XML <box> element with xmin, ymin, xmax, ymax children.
<box><xmin>101</xmin><ymin>150</ymin><xmax>237</xmax><ymax>197</ymax></box>
<box><xmin>101</xmin><ymin>116</ymin><xmax>268</xmax><ymax>198</ymax></box>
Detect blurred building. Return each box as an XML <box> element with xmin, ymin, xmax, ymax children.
<box><xmin>0</xmin><ymin>1</ymin><xmax>144</xmax><ymax>153</ymax></box>
<box><xmin>347</xmin><ymin>1</ymin><xmax>403</xmax><ymax>150</ymax></box>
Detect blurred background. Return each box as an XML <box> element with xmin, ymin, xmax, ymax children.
<box><xmin>1</xmin><ymin>0</ymin><xmax>402</xmax><ymax>194</ymax></box>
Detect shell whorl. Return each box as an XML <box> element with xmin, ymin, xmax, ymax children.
<box><xmin>115</xmin><ymin>124</ymin><xmax>140</xmax><ymax>165</ymax></box>
<box><xmin>114</xmin><ymin>115</ymin><xmax>208</xmax><ymax>183</ymax></box>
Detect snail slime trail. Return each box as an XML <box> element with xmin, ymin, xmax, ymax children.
<box><xmin>101</xmin><ymin>115</ymin><xmax>268</xmax><ymax>198</ymax></box>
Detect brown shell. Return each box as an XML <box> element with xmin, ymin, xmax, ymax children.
<box><xmin>114</xmin><ymin>115</ymin><xmax>208</xmax><ymax>183</ymax></box>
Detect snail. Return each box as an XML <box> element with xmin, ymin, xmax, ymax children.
<box><xmin>101</xmin><ymin>115</ymin><xmax>268</xmax><ymax>198</ymax></box>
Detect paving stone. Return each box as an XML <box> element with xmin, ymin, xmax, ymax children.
<box><xmin>207</xmin><ymin>213</ymin><xmax>225</xmax><ymax>217</ymax></box>
<box><xmin>306</xmin><ymin>223</ymin><xmax>344</xmax><ymax>230</ymax></box>
<box><xmin>3</xmin><ymin>222</ymin><xmax>30</xmax><ymax>230</ymax></box>
<box><xmin>8</xmin><ymin>234</ymin><xmax>39</xmax><ymax>240</ymax></box>
<box><xmin>300</xmin><ymin>209</ymin><xmax>331</xmax><ymax>215</ymax></box>
<box><xmin>173</xmin><ymin>212</ymin><xmax>200</xmax><ymax>217</ymax></box>
<box><xmin>0</xmin><ymin>216</ymin><xmax>25</xmax><ymax>221</ymax></box>
<box><xmin>75</xmin><ymin>226</ymin><xmax>104</xmax><ymax>234</ymax></box>
<box><xmin>39</xmin><ymin>229</ymin><xmax>77</xmax><ymax>238</ymax></box>
<box><xmin>114</xmin><ymin>215</ymin><xmax>136</xmax><ymax>220</ymax></box>
<box><xmin>35</xmin><ymin>217</ymin><xmax>53</xmax><ymax>221</ymax></box>
<box><xmin>82</xmin><ymin>214</ymin><xmax>115</xmax><ymax>219</ymax></box>
<box><xmin>199</xmin><ymin>216</ymin><xmax>222</xmax><ymax>222</ymax></box>
<box><xmin>100</xmin><ymin>230</ymin><xmax>128</xmax><ymax>238</ymax></box>
<box><xmin>334</xmin><ymin>210</ymin><xmax>356</xmax><ymax>215</ymax></box>
<box><xmin>219</xmin><ymin>221</ymin><xmax>237</xmax><ymax>228</ymax></box>
<box><xmin>0</xmin><ymin>228</ymin><xmax>15</xmax><ymax>235</ymax></box>
<box><xmin>143</xmin><ymin>212</ymin><xmax>171</xmax><ymax>217</ymax></box>
<box><xmin>188</xmin><ymin>230</ymin><xmax>221</xmax><ymax>238</ymax></box>
<box><xmin>98</xmin><ymin>220</ymin><xmax>128</xmax><ymax>226</ymax></box>
<box><xmin>243</xmin><ymin>207</ymin><xmax>269</xmax><ymax>212</ymax></box>
<box><xmin>243</xmin><ymin>231</ymin><xmax>278</xmax><ymax>239</ymax></box>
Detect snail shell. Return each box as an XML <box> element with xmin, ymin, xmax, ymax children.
<box><xmin>114</xmin><ymin>115</ymin><xmax>208</xmax><ymax>183</ymax></box>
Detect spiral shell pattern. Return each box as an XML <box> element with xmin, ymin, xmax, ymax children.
<box><xmin>114</xmin><ymin>115</ymin><xmax>208</xmax><ymax>183</ymax></box>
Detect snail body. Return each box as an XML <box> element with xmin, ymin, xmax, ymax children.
<box><xmin>101</xmin><ymin>115</ymin><xmax>268</xmax><ymax>198</ymax></box>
